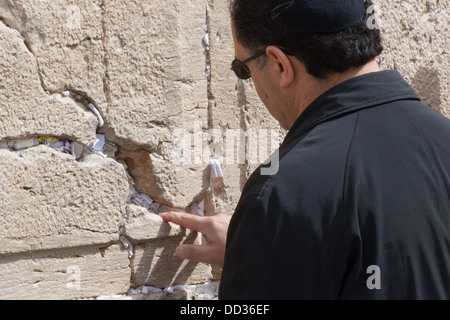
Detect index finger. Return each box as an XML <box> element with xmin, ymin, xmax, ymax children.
<box><xmin>159</xmin><ymin>211</ymin><xmax>207</xmax><ymax>234</ymax></box>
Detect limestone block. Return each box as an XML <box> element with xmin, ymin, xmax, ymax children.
<box><xmin>0</xmin><ymin>0</ymin><xmax>103</xmax><ymax>48</ymax></box>
<box><xmin>0</xmin><ymin>21</ymin><xmax>98</xmax><ymax>145</ymax></box>
<box><xmin>374</xmin><ymin>0</ymin><xmax>449</xmax><ymax>117</ymax></box>
<box><xmin>0</xmin><ymin>0</ymin><xmax>106</xmax><ymax>109</ymax></box>
<box><xmin>103</xmin><ymin>0</ymin><xmax>208</xmax><ymax>149</ymax></box>
<box><xmin>122</xmin><ymin>205</ymin><xmax>184</xmax><ymax>243</ymax></box>
<box><xmin>132</xmin><ymin>231</ymin><xmax>212</xmax><ymax>289</ymax></box>
<box><xmin>36</xmin><ymin>39</ymin><xmax>106</xmax><ymax>108</ymax></box>
<box><xmin>0</xmin><ymin>146</ymin><xmax>129</xmax><ymax>255</ymax></box>
<box><xmin>0</xmin><ymin>245</ymin><xmax>130</xmax><ymax>300</ymax></box>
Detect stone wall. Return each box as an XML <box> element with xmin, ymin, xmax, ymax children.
<box><xmin>0</xmin><ymin>0</ymin><xmax>448</xmax><ymax>300</ymax></box>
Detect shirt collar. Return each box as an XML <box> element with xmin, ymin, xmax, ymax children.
<box><xmin>282</xmin><ymin>70</ymin><xmax>420</xmax><ymax>147</ymax></box>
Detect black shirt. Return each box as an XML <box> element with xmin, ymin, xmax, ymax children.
<box><xmin>219</xmin><ymin>70</ymin><xmax>450</xmax><ymax>299</ymax></box>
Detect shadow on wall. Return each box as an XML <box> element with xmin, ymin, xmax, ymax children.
<box><xmin>411</xmin><ymin>67</ymin><xmax>442</xmax><ymax>114</ymax></box>
<box><xmin>132</xmin><ymin>226</ymin><xmax>201</xmax><ymax>290</ymax></box>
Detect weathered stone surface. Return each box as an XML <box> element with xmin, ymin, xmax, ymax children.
<box><xmin>0</xmin><ymin>245</ymin><xmax>130</xmax><ymax>300</ymax></box>
<box><xmin>1</xmin><ymin>0</ymin><xmax>213</xmax><ymax>211</ymax></box>
<box><xmin>0</xmin><ymin>0</ymin><xmax>103</xmax><ymax>49</ymax></box>
<box><xmin>122</xmin><ymin>205</ymin><xmax>184</xmax><ymax>243</ymax></box>
<box><xmin>117</xmin><ymin>148</ymin><xmax>210</xmax><ymax>209</ymax></box>
<box><xmin>374</xmin><ymin>0</ymin><xmax>449</xmax><ymax>117</ymax></box>
<box><xmin>103</xmin><ymin>0</ymin><xmax>208</xmax><ymax>149</ymax></box>
<box><xmin>123</xmin><ymin>205</ymin><xmax>212</xmax><ymax>291</ymax></box>
<box><xmin>0</xmin><ymin>21</ymin><xmax>98</xmax><ymax>145</ymax></box>
<box><xmin>0</xmin><ymin>0</ymin><xmax>106</xmax><ymax>110</ymax></box>
<box><xmin>132</xmin><ymin>231</ymin><xmax>211</xmax><ymax>289</ymax></box>
<box><xmin>103</xmin><ymin>0</ymin><xmax>211</xmax><ymax>209</ymax></box>
<box><xmin>0</xmin><ymin>146</ymin><xmax>129</xmax><ymax>255</ymax></box>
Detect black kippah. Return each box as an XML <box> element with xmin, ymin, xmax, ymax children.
<box><xmin>269</xmin><ymin>0</ymin><xmax>366</xmax><ymax>32</ymax></box>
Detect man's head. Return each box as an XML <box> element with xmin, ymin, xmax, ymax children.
<box><xmin>230</xmin><ymin>0</ymin><xmax>384</xmax><ymax>129</ymax></box>
<box><xmin>230</xmin><ymin>0</ymin><xmax>383</xmax><ymax>79</ymax></box>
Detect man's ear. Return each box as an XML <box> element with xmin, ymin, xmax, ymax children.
<box><xmin>266</xmin><ymin>46</ymin><xmax>294</xmax><ymax>88</ymax></box>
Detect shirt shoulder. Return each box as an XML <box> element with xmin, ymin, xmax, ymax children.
<box><xmin>261</xmin><ymin>110</ymin><xmax>360</xmax><ymax>201</ymax></box>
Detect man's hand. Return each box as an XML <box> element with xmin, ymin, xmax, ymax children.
<box><xmin>159</xmin><ymin>212</ymin><xmax>231</xmax><ymax>269</ymax></box>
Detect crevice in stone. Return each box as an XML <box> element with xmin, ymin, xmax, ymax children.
<box><xmin>58</xmin><ymin>89</ymin><xmax>105</xmax><ymax>130</ymax></box>
<box><xmin>0</xmin><ymin>17</ymin><xmax>47</xmax><ymax>94</ymax></box>
<box><xmin>204</xmin><ymin>6</ymin><xmax>214</xmax><ymax>132</ymax></box>
<box><xmin>237</xmin><ymin>80</ymin><xmax>251</xmax><ymax>190</ymax></box>
<box><xmin>99</xmin><ymin>0</ymin><xmax>112</xmax><ymax>122</ymax></box>
<box><xmin>203</xmin><ymin>6</ymin><xmax>219</xmax><ymax>199</ymax></box>
<box><xmin>129</xmin><ymin>251</ymin><xmax>137</xmax><ymax>288</ymax></box>
<box><xmin>39</xmin><ymin>35</ymin><xmax>104</xmax><ymax>51</ymax></box>
<box><xmin>94</xmin><ymin>0</ymin><xmax>138</xmax><ymax>156</ymax></box>
<box><xmin>0</xmin><ymin>16</ymin><xmax>107</xmax><ymax>134</ymax></box>
<box><xmin>61</xmin><ymin>89</ymin><xmax>98</xmax><ymax>108</ymax></box>
<box><xmin>0</xmin><ymin>242</ymin><xmax>119</xmax><ymax>262</ymax></box>
<box><xmin>119</xmin><ymin>235</ymin><xmax>134</xmax><ymax>259</ymax></box>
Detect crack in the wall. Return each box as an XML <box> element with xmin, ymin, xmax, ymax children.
<box><xmin>100</xmin><ymin>0</ymin><xmax>111</xmax><ymax>122</ymax></box>
<box><xmin>237</xmin><ymin>80</ymin><xmax>252</xmax><ymax>189</ymax></box>
<box><xmin>0</xmin><ymin>17</ymin><xmax>48</xmax><ymax>94</ymax></box>
<box><xmin>204</xmin><ymin>6</ymin><xmax>214</xmax><ymax>135</ymax></box>
<box><xmin>95</xmin><ymin>1</ymin><xmax>161</xmax><ymax>154</ymax></box>
<box><xmin>237</xmin><ymin>81</ymin><xmax>251</xmax><ymax>131</ymax></box>
<box><xmin>60</xmin><ymin>90</ymin><xmax>105</xmax><ymax>129</ymax></box>
<box><xmin>201</xmin><ymin>6</ymin><xmax>228</xmax><ymax>218</ymax></box>
<box><xmin>0</xmin><ymin>16</ymin><xmax>107</xmax><ymax>134</ymax></box>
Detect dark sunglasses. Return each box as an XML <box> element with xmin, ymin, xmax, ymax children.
<box><xmin>231</xmin><ymin>47</ymin><xmax>294</xmax><ymax>80</ymax></box>
<box><xmin>231</xmin><ymin>50</ymin><xmax>266</xmax><ymax>80</ymax></box>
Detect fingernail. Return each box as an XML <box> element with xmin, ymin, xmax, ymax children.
<box><xmin>175</xmin><ymin>246</ymin><xmax>184</xmax><ymax>258</ymax></box>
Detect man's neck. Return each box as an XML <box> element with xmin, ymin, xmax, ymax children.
<box><xmin>291</xmin><ymin>60</ymin><xmax>380</xmax><ymax>128</ymax></box>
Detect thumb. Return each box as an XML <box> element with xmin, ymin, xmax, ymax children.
<box><xmin>175</xmin><ymin>245</ymin><xmax>186</xmax><ymax>259</ymax></box>
<box><xmin>174</xmin><ymin>244</ymin><xmax>214</xmax><ymax>263</ymax></box>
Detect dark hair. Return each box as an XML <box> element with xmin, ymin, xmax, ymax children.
<box><xmin>230</xmin><ymin>0</ymin><xmax>384</xmax><ymax>78</ymax></box>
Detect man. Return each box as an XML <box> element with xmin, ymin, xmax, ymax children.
<box><xmin>161</xmin><ymin>0</ymin><xmax>450</xmax><ymax>299</ymax></box>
